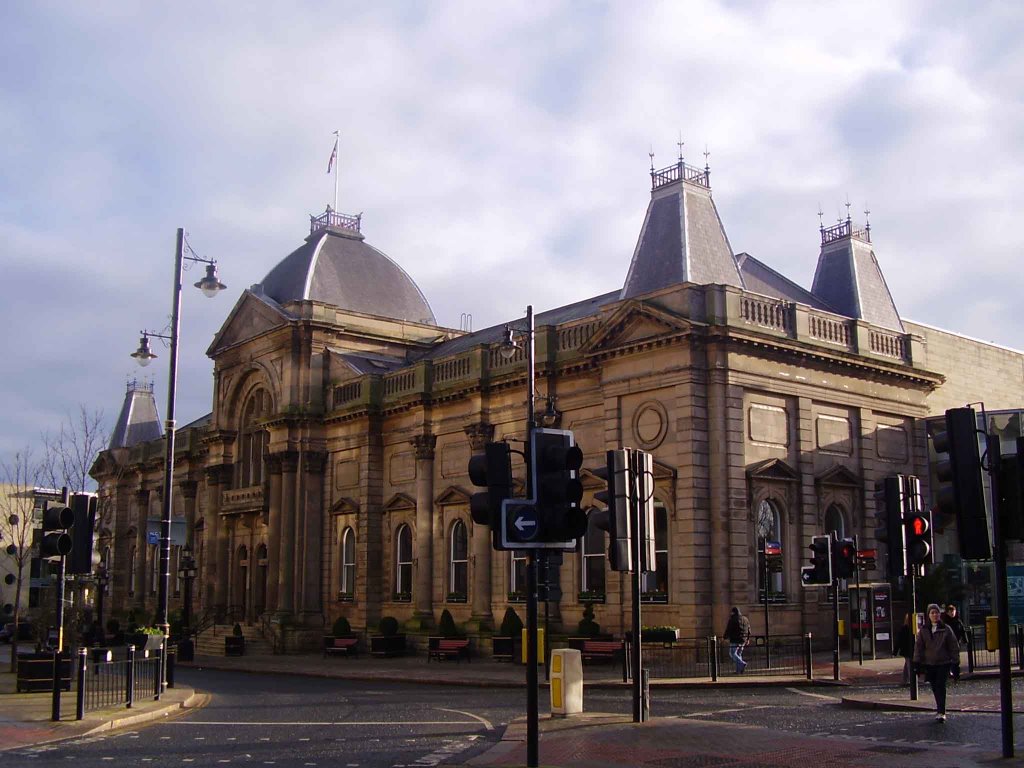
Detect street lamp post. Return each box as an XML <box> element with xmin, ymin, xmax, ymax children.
<box><xmin>500</xmin><ymin>305</ymin><xmax>539</xmax><ymax>768</ymax></box>
<box><xmin>132</xmin><ymin>227</ymin><xmax>225</xmax><ymax>687</ymax></box>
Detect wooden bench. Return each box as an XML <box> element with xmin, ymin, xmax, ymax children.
<box><xmin>323</xmin><ymin>637</ymin><xmax>359</xmax><ymax>657</ymax></box>
<box><xmin>428</xmin><ymin>637</ymin><xmax>471</xmax><ymax>663</ymax></box>
<box><xmin>581</xmin><ymin>639</ymin><xmax>623</xmax><ymax>664</ymax></box>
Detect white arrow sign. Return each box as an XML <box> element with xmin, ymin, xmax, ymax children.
<box><xmin>515</xmin><ymin>517</ymin><xmax>537</xmax><ymax>532</ymax></box>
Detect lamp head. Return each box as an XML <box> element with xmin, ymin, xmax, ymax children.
<box><xmin>195</xmin><ymin>262</ymin><xmax>227</xmax><ymax>298</ymax></box>
<box><xmin>131</xmin><ymin>334</ymin><xmax>157</xmax><ymax>367</ymax></box>
<box><xmin>499</xmin><ymin>325</ymin><xmax>519</xmax><ymax>360</ymax></box>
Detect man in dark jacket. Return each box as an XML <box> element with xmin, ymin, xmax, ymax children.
<box><xmin>723</xmin><ymin>607</ymin><xmax>751</xmax><ymax>673</ymax></box>
<box><xmin>942</xmin><ymin>604</ymin><xmax>967</xmax><ymax>681</ymax></box>
<box><xmin>914</xmin><ymin>604</ymin><xmax>961</xmax><ymax>721</ymax></box>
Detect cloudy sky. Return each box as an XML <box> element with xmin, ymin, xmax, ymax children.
<box><xmin>1</xmin><ymin>1</ymin><xmax>1021</xmax><ymax>459</ymax></box>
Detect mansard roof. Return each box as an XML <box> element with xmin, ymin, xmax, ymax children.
<box><xmin>736</xmin><ymin>253</ymin><xmax>834</xmax><ymax>311</ymax></box>
<box><xmin>621</xmin><ymin>160</ymin><xmax>743</xmax><ymax>299</ymax></box>
<box><xmin>109</xmin><ymin>380</ymin><xmax>162</xmax><ymax>449</ymax></box>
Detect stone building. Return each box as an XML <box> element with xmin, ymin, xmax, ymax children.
<box><xmin>91</xmin><ymin>159</ymin><xmax>1024</xmax><ymax>650</ymax></box>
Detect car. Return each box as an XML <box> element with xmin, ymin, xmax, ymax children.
<box><xmin>0</xmin><ymin>621</ymin><xmax>36</xmax><ymax>643</ymax></box>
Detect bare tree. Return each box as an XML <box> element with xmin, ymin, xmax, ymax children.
<box><xmin>40</xmin><ymin>405</ymin><xmax>108</xmax><ymax>494</ymax></box>
<box><xmin>0</xmin><ymin>449</ymin><xmax>44</xmax><ymax>671</ymax></box>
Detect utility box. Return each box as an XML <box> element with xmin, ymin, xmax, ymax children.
<box><xmin>521</xmin><ymin>628</ymin><xmax>545</xmax><ymax>665</ymax></box>
<box><xmin>986</xmin><ymin>616</ymin><xmax>999</xmax><ymax>651</ymax></box>
<box><xmin>549</xmin><ymin>649</ymin><xmax>583</xmax><ymax>716</ymax></box>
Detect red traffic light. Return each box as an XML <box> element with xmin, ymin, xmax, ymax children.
<box><xmin>910</xmin><ymin>516</ymin><xmax>928</xmax><ymax>536</ymax></box>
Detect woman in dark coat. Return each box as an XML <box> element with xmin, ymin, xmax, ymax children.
<box><xmin>913</xmin><ymin>603</ymin><xmax>961</xmax><ymax>721</ymax></box>
<box><xmin>894</xmin><ymin>612</ymin><xmax>915</xmax><ymax>685</ymax></box>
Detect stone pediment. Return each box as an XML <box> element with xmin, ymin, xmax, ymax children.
<box><xmin>383</xmin><ymin>492</ymin><xmax>416</xmax><ymax>513</ymax></box>
<box><xmin>330</xmin><ymin>496</ymin><xmax>359</xmax><ymax>515</ymax></box>
<box><xmin>207</xmin><ymin>290</ymin><xmax>292</xmax><ymax>356</ymax></box>
<box><xmin>746</xmin><ymin>458</ymin><xmax>799</xmax><ymax>482</ymax></box>
<box><xmin>653</xmin><ymin>459</ymin><xmax>676</xmax><ymax>483</ymax></box>
<box><xmin>579</xmin><ymin>301</ymin><xmax>692</xmax><ymax>356</ymax></box>
<box><xmin>579</xmin><ymin>467</ymin><xmax>605</xmax><ymax>491</ymax></box>
<box><xmin>435</xmin><ymin>486</ymin><xmax>471</xmax><ymax>506</ymax></box>
<box><xmin>816</xmin><ymin>463</ymin><xmax>860</xmax><ymax>488</ymax></box>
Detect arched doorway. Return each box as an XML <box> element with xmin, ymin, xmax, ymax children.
<box><xmin>255</xmin><ymin>544</ymin><xmax>268</xmax><ymax>617</ymax></box>
<box><xmin>235</xmin><ymin>545</ymin><xmax>249</xmax><ymax>620</ymax></box>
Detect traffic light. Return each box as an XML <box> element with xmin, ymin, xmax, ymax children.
<box><xmin>998</xmin><ymin>437</ymin><xmax>1024</xmax><ymax>541</ymax></box>
<box><xmin>801</xmin><ymin>534</ymin><xmax>832</xmax><ymax>586</ymax></box>
<box><xmin>530</xmin><ymin>428</ymin><xmax>586</xmax><ymax>545</ymax></box>
<box><xmin>39</xmin><ymin>502</ymin><xmax>73</xmax><ymax>559</ymax></box>
<box><xmin>874</xmin><ymin>475</ymin><xmax>906</xmax><ymax>578</ymax></box>
<box><xmin>903</xmin><ymin>475</ymin><xmax>933</xmax><ymax>568</ymax></box>
<box><xmin>933</xmin><ymin>407</ymin><xmax>991</xmax><ymax>560</ymax></box>
<box><xmin>468</xmin><ymin>441</ymin><xmax>513</xmax><ymax>550</ymax></box>
<box><xmin>69</xmin><ymin>493</ymin><xmax>97</xmax><ymax>575</ymax></box>
<box><xmin>858</xmin><ymin>548</ymin><xmax>877</xmax><ymax>571</ymax></box>
<box><xmin>592</xmin><ymin>449</ymin><xmax>633</xmax><ymax>571</ymax></box>
<box><xmin>831</xmin><ymin>537</ymin><xmax>856</xmax><ymax>580</ymax></box>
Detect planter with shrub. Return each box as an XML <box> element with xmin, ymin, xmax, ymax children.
<box><xmin>370</xmin><ymin>616</ymin><xmax>406</xmax><ymax>657</ymax></box>
<box><xmin>225</xmin><ymin>623</ymin><xmax>245</xmax><ymax>656</ymax></box>
<box><xmin>491</xmin><ymin>607</ymin><xmax>523</xmax><ymax>662</ymax></box>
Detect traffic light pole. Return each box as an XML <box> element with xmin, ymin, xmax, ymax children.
<box><xmin>522</xmin><ymin>305</ymin><xmax>539</xmax><ymax>768</ymax></box>
<box><xmin>987</xmin><ymin>435</ymin><xmax>1014</xmax><ymax>758</ymax></box>
<box><xmin>762</xmin><ymin>545</ymin><xmax>771</xmax><ymax>670</ymax></box>
<box><xmin>629</xmin><ymin>450</ymin><xmax>646</xmax><ymax>723</ymax></box>
<box><xmin>51</xmin><ymin>487</ymin><xmax>70</xmax><ymax>722</ymax></box>
<box><xmin>832</xmin><ymin>578</ymin><xmax>840</xmax><ymax>682</ymax></box>
<box><xmin>908</xmin><ymin>573</ymin><xmax>919</xmax><ymax>702</ymax></box>
<box><xmin>854</xmin><ymin>534</ymin><xmax>863</xmax><ymax>666</ymax></box>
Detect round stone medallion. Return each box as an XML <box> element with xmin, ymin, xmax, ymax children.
<box><xmin>632</xmin><ymin>400</ymin><xmax>668</xmax><ymax>450</ymax></box>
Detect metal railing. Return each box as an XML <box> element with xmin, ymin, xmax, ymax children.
<box><xmin>76</xmin><ymin>642</ymin><xmax>173</xmax><ymax>719</ymax></box>
<box><xmin>625</xmin><ymin>633</ymin><xmax>813</xmax><ymax>681</ymax></box>
<box><xmin>965</xmin><ymin>624</ymin><xmax>1024</xmax><ymax>673</ymax></box>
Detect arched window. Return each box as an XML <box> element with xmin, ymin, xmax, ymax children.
<box><xmin>238</xmin><ymin>389</ymin><xmax>270</xmax><ymax>488</ymax></box>
<box><xmin>641</xmin><ymin>503</ymin><xmax>669</xmax><ymax>602</ymax></box>
<box><xmin>394</xmin><ymin>524</ymin><xmax>412</xmax><ymax>601</ymax></box>
<box><xmin>825</xmin><ymin>504</ymin><xmax>846</xmax><ymax>540</ymax></box>
<box><xmin>149</xmin><ymin>543</ymin><xmax>159</xmax><ymax>595</ymax></box>
<box><xmin>340</xmin><ymin>527</ymin><xmax>356</xmax><ymax>598</ymax></box>
<box><xmin>581</xmin><ymin>509</ymin><xmax>605</xmax><ymax>600</ymax></box>
<box><xmin>756</xmin><ymin>499</ymin><xmax>784</xmax><ymax>600</ymax></box>
<box><xmin>509</xmin><ymin>551</ymin><xmax>528</xmax><ymax>601</ymax></box>
<box><xmin>449</xmin><ymin>520</ymin><xmax>468</xmax><ymax>601</ymax></box>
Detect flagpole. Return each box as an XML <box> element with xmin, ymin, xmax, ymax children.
<box><xmin>333</xmin><ymin>130</ymin><xmax>340</xmax><ymax>212</ymax></box>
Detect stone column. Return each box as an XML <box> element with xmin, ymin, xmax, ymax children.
<box><xmin>134</xmin><ymin>490</ymin><xmax>149</xmax><ymax>608</ymax></box>
<box><xmin>277</xmin><ymin>451</ymin><xmax>299</xmax><ymax>615</ymax></box>
<box><xmin>299</xmin><ymin>451</ymin><xmax>326</xmax><ymax>619</ymax></box>
<box><xmin>265</xmin><ymin>454</ymin><xmax>283</xmax><ymax>614</ymax></box>
<box><xmin>706</xmin><ymin>360</ymin><xmax>731</xmax><ymax>632</ymax></box>
<box><xmin>203</xmin><ymin>464</ymin><xmax>231</xmax><ymax>622</ymax></box>
<box><xmin>180</xmin><ymin>479</ymin><xmax>198</xmax><ymax>619</ymax></box>
<box><xmin>465</xmin><ymin>423</ymin><xmax>494</xmax><ymax>627</ymax></box>
<box><xmin>411</xmin><ymin>434</ymin><xmax>437</xmax><ymax>623</ymax></box>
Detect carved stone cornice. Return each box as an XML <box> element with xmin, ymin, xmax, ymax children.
<box><xmin>303</xmin><ymin>450</ymin><xmax>327</xmax><ymax>474</ymax></box>
<box><xmin>179</xmin><ymin>480</ymin><xmax>199</xmax><ymax>500</ymax></box>
<box><xmin>411</xmin><ymin>433</ymin><xmax>437</xmax><ymax>461</ymax></box>
<box><xmin>267</xmin><ymin>453</ymin><xmax>284</xmax><ymax>475</ymax></box>
<box><xmin>276</xmin><ymin>450</ymin><xmax>300</xmax><ymax>473</ymax></box>
<box><xmin>463</xmin><ymin>422</ymin><xmax>494</xmax><ymax>451</ymax></box>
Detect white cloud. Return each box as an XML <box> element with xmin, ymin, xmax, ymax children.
<box><xmin>0</xmin><ymin>0</ymin><xmax>1021</xmax><ymax>456</ymax></box>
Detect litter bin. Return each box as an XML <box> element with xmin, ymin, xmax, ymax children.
<box><xmin>986</xmin><ymin>615</ymin><xmax>999</xmax><ymax>651</ymax></box>
<box><xmin>521</xmin><ymin>628</ymin><xmax>545</xmax><ymax>665</ymax></box>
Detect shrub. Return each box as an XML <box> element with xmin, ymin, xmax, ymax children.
<box><xmin>232</xmin><ymin>623</ymin><xmax>243</xmax><ymax>637</ymax></box>
<box><xmin>126</xmin><ymin>610</ymin><xmax>138</xmax><ymax>632</ymax></box>
<box><xmin>105</xmin><ymin>619</ymin><xmax>120</xmax><ymax>635</ymax></box>
<box><xmin>438</xmin><ymin>609</ymin><xmax>459</xmax><ymax>638</ymax></box>
<box><xmin>332</xmin><ymin>616</ymin><xmax>352</xmax><ymax>637</ymax></box>
<box><xmin>499</xmin><ymin>607</ymin><xmax>523</xmax><ymax>638</ymax></box>
<box><xmin>577</xmin><ymin>602</ymin><xmax>600</xmax><ymax>637</ymax></box>
<box><xmin>378</xmin><ymin>616</ymin><xmax>399</xmax><ymax>636</ymax></box>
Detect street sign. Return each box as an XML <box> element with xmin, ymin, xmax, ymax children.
<box><xmin>764</xmin><ymin>541</ymin><xmax>782</xmax><ymax>557</ymax></box>
<box><xmin>500</xmin><ymin>499</ymin><xmax>576</xmax><ymax>550</ymax></box>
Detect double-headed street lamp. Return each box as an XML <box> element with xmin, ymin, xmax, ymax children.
<box><xmin>131</xmin><ymin>228</ymin><xmax>225</xmax><ymax>666</ymax></box>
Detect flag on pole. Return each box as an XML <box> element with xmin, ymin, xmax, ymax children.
<box><xmin>327</xmin><ymin>137</ymin><xmax>338</xmax><ymax>173</ymax></box>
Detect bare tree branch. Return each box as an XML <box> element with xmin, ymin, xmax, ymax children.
<box><xmin>40</xmin><ymin>405</ymin><xmax>109</xmax><ymax>494</ymax></box>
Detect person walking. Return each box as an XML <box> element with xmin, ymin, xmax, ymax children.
<box><xmin>723</xmin><ymin>607</ymin><xmax>751</xmax><ymax>674</ymax></box>
<box><xmin>913</xmin><ymin>603</ymin><xmax>961</xmax><ymax>721</ymax></box>
<box><xmin>895</xmin><ymin>612</ymin><xmax>915</xmax><ymax>686</ymax></box>
<box><xmin>942</xmin><ymin>604</ymin><xmax>967</xmax><ymax>681</ymax></box>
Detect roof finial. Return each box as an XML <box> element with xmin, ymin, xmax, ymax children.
<box><xmin>649</xmin><ymin>145</ymin><xmax>655</xmax><ymax>173</ymax></box>
<box><xmin>677</xmin><ymin>132</ymin><xmax>684</xmax><ymax>164</ymax></box>
<box><xmin>864</xmin><ymin>205</ymin><xmax>871</xmax><ymax>234</ymax></box>
<box><xmin>845</xmin><ymin>197</ymin><xmax>852</xmax><ymax>225</ymax></box>
<box><xmin>703</xmin><ymin>145</ymin><xmax>710</xmax><ymax>171</ymax></box>
<box><xmin>817</xmin><ymin>205</ymin><xmax>824</xmax><ymax>234</ymax></box>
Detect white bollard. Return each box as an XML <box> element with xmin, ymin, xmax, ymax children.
<box><xmin>549</xmin><ymin>648</ymin><xmax>583</xmax><ymax>716</ymax></box>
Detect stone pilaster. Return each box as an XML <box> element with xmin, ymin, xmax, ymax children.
<box><xmin>134</xmin><ymin>490</ymin><xmax>149</xmax><ymax>607</ymax></box>
<box><xmin>463</xmin><ymin>422</ymin><xmax>494</xmax><ymax>452</ymax></box>
<box><xmin>299</xmin><ymin>450</ymin><xmax>326</xmax><ymax>620</ymax></box>
<box><xmin>411</xmin><ymin>434</ymin><xmax>437</xmax><ymax>625</ymax></box>
<box><xmin>277</xmin><ymin>451</ymin><xmax>299</xmax><ymax>615</ymax></box>
<box><xmin>203</xmin><ymin>464</ymin><xmax>231</xmax><ymax>621</ymax></box>
<box><xmin>466</xmin><ymin>424</ymin><xmax>494</xmax><ymax>627</ymax></box>
<box><xmin>265</xmin><ymin>453</ymin><xmax>283</xmax><ymax>614</ymax></box>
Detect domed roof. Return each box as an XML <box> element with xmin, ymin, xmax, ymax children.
<box><xmin>259</xmin><ymin>213</ymin><xmax>436</xmax><ymax>325</ymax></box>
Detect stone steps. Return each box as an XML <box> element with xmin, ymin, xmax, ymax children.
<box><xmin>195</xmin><ymin>623</ymin><xmax>274</xmax><ymax>656</ymax></box>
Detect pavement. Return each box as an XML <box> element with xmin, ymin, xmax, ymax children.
<box><xmin>1</xmin><ymin>645</ymin><xmax>1023</xmax><ymax>766</ymax></box>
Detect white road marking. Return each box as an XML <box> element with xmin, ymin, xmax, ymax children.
<box><xmin>439</xmin><ymin>707</ymin><xmax>494</xmax><ymax>731</ymax></box>
<box><xmin>410</xmin><ymin>735</ymin><xmax>480</xmax><ymax>766</ymax></box>
<box><xmin>785</xmin><ymin>687</ymin><xmax>838</xmax><ymax>700</ymax></box>
<box><xmin>687</xmin><ymin>705</ymin><xmax>772</xmax><ymax>717</ymax></box>
<box><xmin>168</xmin><ymin>720</ymin><xmax>481</xmax><ymax>726</ymax></box>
